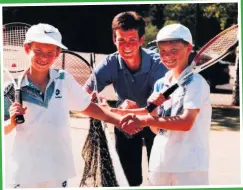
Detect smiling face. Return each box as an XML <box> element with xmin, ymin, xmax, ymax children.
<box><xmin>113</xmin><ymin>29</ymin><xmax>144</xmax><ymax>64</ymax></box>
<box><xmin>24</xmin><ymin>42</ymin><xmax>61</xmax><ymax>73</ymax></box>
<box><xmin>157</xmin><ymin>40</ymin><xmax>192</xmax><ymax>74</ymax></box>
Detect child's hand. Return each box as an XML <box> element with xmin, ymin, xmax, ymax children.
<box><xmin>9</xmin><ymin>102</ymin><xmax>27</xmax><ymax>125</ymax></box>
<box><xmin>119</xmin><ymin>114</ymin><xmax>143</xmax><ymax>135</ymax></box>
<box><xmin>148</xmin><ymin>92</ymin><xmax>167</xmax><ymax>106</ymax></box>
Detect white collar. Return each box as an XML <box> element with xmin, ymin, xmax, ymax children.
<box><xmin>21</xmin><ymin>68</ymin><xmax>60</xmax><ymax>87</ymax></box>
<box><xmin>163</xmin><ymin>66</ymin><xmax>192</xmax><ymax>86</ymax></box>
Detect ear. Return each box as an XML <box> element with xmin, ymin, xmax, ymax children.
<box><xmin>113</xmin><ymin>35</ymin><xmax>117</xmax><ymax>45</ymax></box>
<box><xmin>55</xmin><ymin>48</ymin><xmax>62</xmax><ymax>58</ymax></box>
<box><xmin>24</xmin><ymin>44</ymin><xmax>31</xmax><ymax>54</ymax></box>
<box><xmin>187</xmin><ymin>44</ymin><xmax>193</xmax><ymax>55</ymax></box>
<box><xmin>139</xmin><ymin>35</ymin><xmax>145</xmax><ymax>46</ymax></box>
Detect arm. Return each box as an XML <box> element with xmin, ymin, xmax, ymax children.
<box><xmin>141</xmin><ymin>109</ymin><xmax>199</xmax><ymax>131</ymax></box>
<box><xmin>81</xmin><ymin>102</ymin><xmax>122</xmax><ymax>126</ymax></box>
<box><xmin>84</xmin><ymin>56</ymin><xmax>114</xmax><ymax>94</ymax></box>
<box><xmin>4</xmin><ymin>102</ymin><xmax>27</xmax><ymax>135</ymax></box>
<box><xmin>111</xmin><ymin>107</ymin><xmax>148</xmax><ymax>115</ymax></box>
<box><xmin>121</xmin><ymin>109</ymin><xmax>199</xmax><ymax>132</ymax></box>
<box><xmin>110</xmin><ymin>91</ymin><xmax>166</xmax><ymax>116</ymax></box>
<box><xmin>121</xmin><ymin>77</ymin><xmax>209</xmax><ymax>133</ymax></box>
<box><xmin>4</xmin><ymin>119</ymin><xmax>16</xmax><ymax>135</ymax></box>
<box><xmin>81</xmin><ymin>102</ymin><xmax>143</xmax><ymax>135</ymax></box>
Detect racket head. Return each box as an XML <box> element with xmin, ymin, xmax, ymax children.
<box><xmin>3</xmin><ymin>68</ymin><xmax>30</xmax><ymax>124</ymax></box>
<box><xmin>3</xmin><ymin>68</ymin><xmax>19</xmax><ymax>89</ymax></box>
<box><xmin>52</xmin><ymin>50</ymin><xmax>92</xmax><ymax>87</ymax></box>
<box><xmin>192</xmin><ymin>24</ymin><xmax>238</xmax><ymax>67</ymax></box>
<box><xmin>3</xmin><ymin>68</ymin><xmax>18</xmax><ymax>105</ymax></box>
<box><xmin>3</xmin><ymin>22</ymin><xmax>31</xmax><ymax>73</ymax></box>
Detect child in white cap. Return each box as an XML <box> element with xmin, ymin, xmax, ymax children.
<box><xmin>4</xmin><ymin>23</ymin><xmax>135</xmax><ymax>188</ymax></box>
<box><xmin>111</xmin><ymin>23</ymin><xmax>212</xmax><ymax>185</ymax></box>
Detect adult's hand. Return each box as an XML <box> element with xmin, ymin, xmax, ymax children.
<box><xmin>119</xmin><ymin>99</ymin><xmax>139</xmax><ymax>109</ymax></box>
<box><xmin>119</xmin><ymin>114</ymin><xmax>143</xmax><ymax>135</ymax></box>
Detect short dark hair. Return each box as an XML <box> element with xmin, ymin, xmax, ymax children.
<box><xmin>112</xmin><ymin>11</ymin><xmax>145</xmax><ymax>39</ymax></box>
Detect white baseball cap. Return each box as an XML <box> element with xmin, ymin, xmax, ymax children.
<box><xmin>156</xmin><ymin>23</ymin><xmax>193</xmax><ymax>45</ymax></box>
<box><xmin>24</xmin><ymin>23</ymin><xmax>67</xmax><ymax>49</ymax></box>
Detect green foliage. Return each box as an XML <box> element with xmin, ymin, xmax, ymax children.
<box><xmin>145</xmin><ymin>3</ymin><xmax>238</xmax><ymax>49</ymax></box>
<box><xmin>149</xmin><ymin>4</ymin><xmax>165</xmax><ymax>29</ymax></box>
<box><xmin>144</xmin><ymin>22</ymin><xmax>159</xmax><ymax>47</ymax></box>
<box><xmin>202</xmin><ymin>3</ymin><xmax>238</xmax><ymax>29</ymax></box>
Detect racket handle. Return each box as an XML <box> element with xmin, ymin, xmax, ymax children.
<box><xmin>146</xmin><ymin>83</ymin><xmax>179</xmax><ymax>113</ymax></box>
<box><xmin>15</xmin><ymin>89</ymin><xmax>25</xmax><ymax>124</ymax></box>
<box><xmin>163</xmin><ymin>83</ymin><xmax>179</xmax><ymax>99</ymax></box>
<box><xmin>146</xmin><ymin>104</ymin><xmax>157</xmax><ymax>113</ymax></box>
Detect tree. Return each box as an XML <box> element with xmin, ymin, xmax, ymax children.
<box><xmin>147</xmin><ymin>3</ymin><xmax>238</xmax><ymax>49</ymax></box>
<box><xmin>144</xmin><ymin>22</ymin><xmax>158</xmax><ymax>46</ymax></box>
<box><xmin>232</xmin><ymin>46</ymin><xmax>240</xmax><ymax>106</ymax></box>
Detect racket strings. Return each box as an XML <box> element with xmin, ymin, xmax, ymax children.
<box><xmin>3</xmin><ymin>23</ymin><xmax>30</xmax><ymax>72</ymax></box>
<box><xmin>196</xmin><ymin>25</ymin><xmax>238</xmax><ymax>66</ymax></box>
<box><xmin>4</xmin><ymin>82</ymin><xmax>15</xmax><ymax>103</ymax></box>
<box><xmin>3</xmin><ymin>26</ymin><xmax>27</xmax><ymax>47</ymax></box>
<box><xmin>52</xmin><ymin>52</ymin><xmax>91</xmax><ymax>86</ymax></box>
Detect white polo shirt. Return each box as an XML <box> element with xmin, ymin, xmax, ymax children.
<box><xmin>149</xmin><ymin>67</ymin><xmax>212</xmax><ymax>173</ymax></box>
<box><xmin>6</xmin><ymin>69</ymin><xmax>91</xmax><ymax>184</ymax></box>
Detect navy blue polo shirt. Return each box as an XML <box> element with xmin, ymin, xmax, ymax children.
<box><xmin>85</xmin><ymin>48</ymin><xmax>167</xmax><ymax>107</ymax></box>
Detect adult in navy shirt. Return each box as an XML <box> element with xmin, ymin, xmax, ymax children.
<box><xmin>85</xmin><ymin>11</ymin><xmax>167</xmax><ymax>186</ymax></box>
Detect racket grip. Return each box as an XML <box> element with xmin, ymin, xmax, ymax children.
<box><xmin>163</xmin><ymin>83</ymin><xmax>179</xmax><ymax>99</ymax></box>
<box><xmin>15</xmin><ymin>89</ymin><xmax>25</xmax><ymax>124</ymax></box>
<box><xmin>146</xmin><ymin>83</ymin><xmax>179</xmax><ymax>113</ymax></box>
<box><xmin>146</xmin><ymin>104</ymin><xmax>157</xmax><ymax>113</ymax></box>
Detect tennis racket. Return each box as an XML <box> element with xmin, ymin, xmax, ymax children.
<box><xmin>52</xmin><ymin>50</ymin><xmax>129</xmax><ymax>187</ymax></box>
<box><xmin>52</xmin><ymin>50</ymin><xmax>92</xmax><ymax>86</ymax></box>
<box><xmin>146</xmin><ymin>24</ymin><xmax>239</xmax><ymax>113</ymax></box>
<box><xmin>3</xmin><ymin>22</ymin><xmax>31</xmax><ymax>124</ymax></box>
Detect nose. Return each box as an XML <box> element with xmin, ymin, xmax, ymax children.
<box><xmin>124</xmin><ymin>41</ymin><xmax>132</xmax><ymax>47</ymax></box>
<box><xmin>40</xmin><ymin>54</ymin><xmax>49</xmax><ymax>60</ymax></box>
<box><xmin>165</xmin><ymin>51</ymin><xmax>174</xmax><ymax>57</ymax></box>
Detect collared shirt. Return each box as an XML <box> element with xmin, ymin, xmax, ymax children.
<box><xmin>149</xmin><ymin>67</ymin><xmax>212</xmax><ymax>173</ymax></box>
<box><xmin>84</xmin><ymin>48</ymin><xmax>167</xmax><ymax>107</ymax></box>
<box><xmin>4</xmin><ymin>69</ymin><xmax>91</xmax><ymax>184</ymax></box>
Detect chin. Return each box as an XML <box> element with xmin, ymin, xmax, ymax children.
<box><xmin>121</xmin><ymin>54</ymin><xmax>133</xmax><ymax>59</ymax></box>
<box><xmin>33</xmin><ymin>65</ymin><xmax>50</xmax><ymax>72</ymax></box>
<box><xmin>164</xmin><ymin>64</ymin><xmax>176</xmax><ymax>70</ymax></box>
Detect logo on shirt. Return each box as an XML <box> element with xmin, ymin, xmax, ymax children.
<box><xmin>55</xmin><ymin>89</ymin><xmax>62</xmax><ymax>98</ymax></box>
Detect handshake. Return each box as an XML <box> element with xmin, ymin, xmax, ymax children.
<box><xmin>118</xmin><ymin>113</ymin><xmax>144</xmax><ymax>136</ymax></box>
<box><xmin>101</xmin><ymin>92</ymin><xmax>166</xmax><ymax>136</ymax></box>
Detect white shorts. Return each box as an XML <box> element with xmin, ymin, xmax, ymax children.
<box><xmin>148</xmin><ymin>171</ymin><xmax>209</xmax><ymax>186</ymax></box>
<box><xmin>11</xmin><ymin>180</ymin><xmax>68</xmax><ymax>188</ymax></box>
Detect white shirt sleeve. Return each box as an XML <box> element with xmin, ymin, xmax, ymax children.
<box><xmin>66</xmin><ymin>72</ymin><xmax>91</xmax><ymax>111</ymax></box>
<box><xmin>183</xmin><ymin>74</ymin><xmax>210</xmax><ymax>109</ymax></box>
